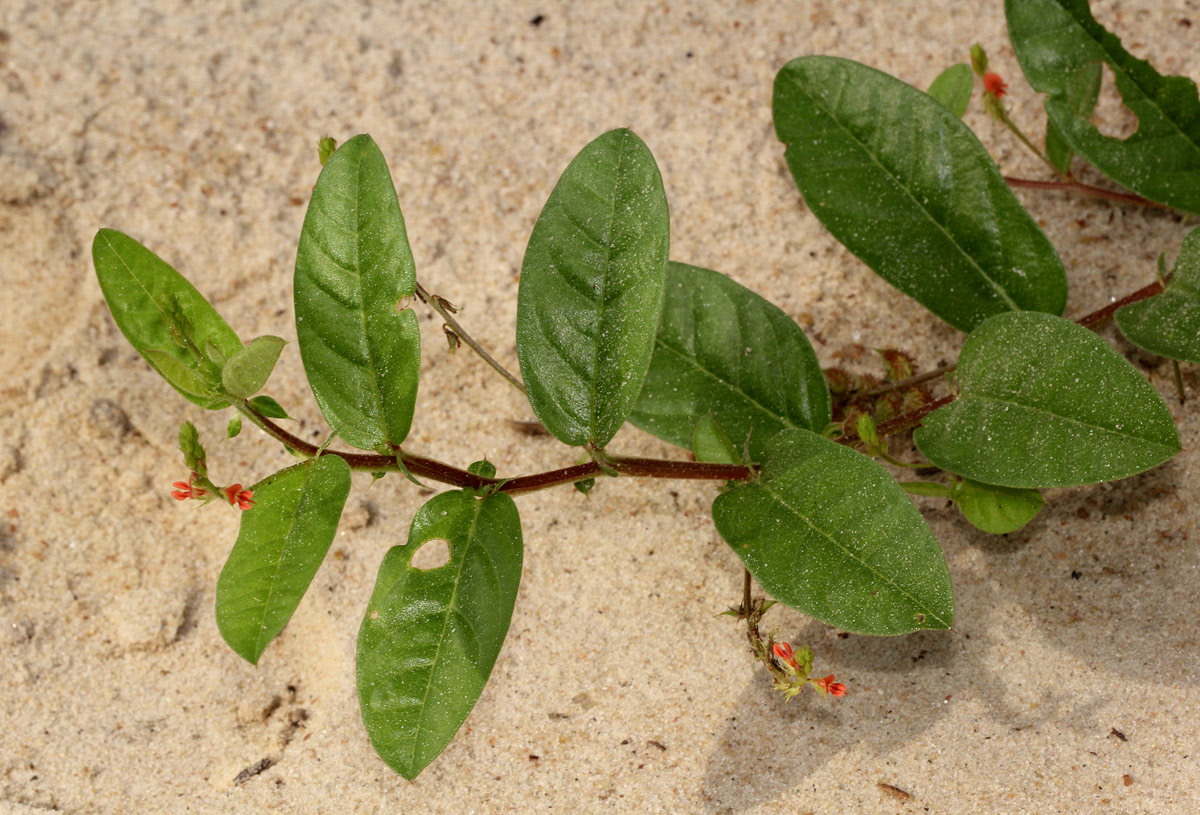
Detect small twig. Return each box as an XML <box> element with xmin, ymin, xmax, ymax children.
<box><xmin>860</xmin><ymin>364</ymin><xmax>956</xmax><ymax>398</ymax></box>
<box><xmin>415</xmin><ymin>281</ymin><xmax>527</xmax><ymax>394</ymax></box>
<box><xmin>1004</xmin><ymin>176</ymin><xmax>1172</xmax><ymax>211</ymax></box>
<box><xmin>1173</xmin><ymin>360</ymin><xmax>1186</xmax><ymax>405</ymax></box>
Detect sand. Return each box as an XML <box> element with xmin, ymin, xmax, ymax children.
<box><xmin>2</xmin><ymin>1</ymin><xmax>1199</xmax><ymax>812</ymax></box>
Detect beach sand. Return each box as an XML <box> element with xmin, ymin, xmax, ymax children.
<box><xmin>1</xmin><ymin>1</ymin><xmax>1198</xmax><ymax>812</ymax></box>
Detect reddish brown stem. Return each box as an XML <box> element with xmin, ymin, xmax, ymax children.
<box><xmin>1075</xmin><ymin>279</ymin><xmax>1166</xmax><ymax>331</ymax></box>
<box><xmin>1004</xmin><ymin>176</ymin><xmax>1172</xmax><ymax>211</ymax></box>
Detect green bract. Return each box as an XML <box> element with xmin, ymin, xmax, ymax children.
<box><xmin>951</xmin><ymin>478</ymin><xmax>1044</xmax><ymax>534</ymax></box>
<box><xmin>773</xmin><ymin>55</ymin><xmax>1068</xmax><ymax>332</ymax></box>
<box><xmin>357</xmin><ymin>490</ymin><xmax>523</xmax><ymax>780</ymax></box>
<box><xmin>294</xmin><ymin>134</ymin><xmax>421</xmax><ymax>451</ymax></box>
<box><xmin>221</xmin><ymin>335</ymin><xmax>286</xmax><ymax>399</ymax></box>
<box><xmin>1116</xmin><ymin>227</ymin><xmax>1200</xmax><ymax>362</ymax></box>
<box><xmin>1007</xmin><ymin>0</ymin><xmax>1200</xmax><ymax>213</ymax></box>
<box><xmin>927</xmin><ymin>63</ymin><xmax>974</xmax><ymax>118</ymax></box>
<box><xmin>215</xmin><ymin>455</ymin><xmax>352</xmax><ymax>665</ymax></box>
<box><xmin>93</xmin><ymin>229</ymin><xmax>243</xmax><ymax>409</ymax></box>
<box><xmin>516</xmin><ymin>128</ymin><xmax>670</xmax><ymax>448</ymax></box>
<box><xmin>915</xmin><ymin>312</ymin><xmax>1180</xmax><ymax>488</ymax></box>
<box><xmin>713</xmin><ymin>429</ymin><xmax>954</xmax><ymax>635</ymax></box>
<box><xmin>630</xmin><ymin>262</ymin><xmax>830</xmax><ymax>463</ymax></box>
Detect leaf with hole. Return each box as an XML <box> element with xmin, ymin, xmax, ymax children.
<box><xmin>516</xmin><ymin>128</ymin><xmax>669</xmax><ymax>448</ymax></box>
<box><xmin>1116</xmin><ymin>227</ymin><xmax>1200</xmax><ymax>362</ymax></box>
<box><xmin>357</xmin><ymin>489</ymin><xmax>523</xmax><ymax>780</ymax></box>
<box><xmin>221</xmin><ymin>335</ymin><xmax>286</xmax><ymax>399</ymax></box>
<box><xmin>294</xmin><ymin>134</ymin><xmax>421</xmax><ymax>451</ymax></box>
<box><xmin>914</xmin><ymin>311</ymin><xmax>1180</xmax><ymax>488</ymax></box>
<box><xmin>712</xmin><ymin>428</ymin><xmax>953</xmax><ymax>635</ymax></box>
<box><xmin>215</xmin><ymin>454</ymin><xmax>352</xmax><ymax>665</ymax></box>
<box><xmin>773</xmin><ymin>56</ymin><xmax>1068</xmax><ymax>332</ymax></box>
<box><xmin>630</xmin><ymin>262</ymin><xmax>829</xmax><ymax>462</ymax></box>
<box><xmin>927</xmin><ymin>63</ymin><xmax>973</xmax><ymax>118</ymax></box>
<box><xmin>1007</xmin><ymin>0</ymin><xmax>1200</xmax><ymax>213</ymax></box>
<box><xmin>951</xmin><ymin>478</ymin><xmax>1043</xmax><ymax>534</ymax></box>
<box><xmin>92</xmin><ymin>229</ymin><xmax>243</xmax><ymax>409</ymax></box>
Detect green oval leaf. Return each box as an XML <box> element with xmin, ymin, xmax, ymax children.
<box><xmin>773</xmin><ymin>56</ymin><xmax>1068</xmax><ymax>332</ymax></box>
<box><xmin>357</xmin><ymin>490</ymin><xmax>523</xmax><ymax>780</ymax></box>
<box><xmin>215</xmin><ymin>455</ymin><xmax>352</xmax><ymax>665</ymax></box>
<box><xmin>629</xmin><ymin>262</ymin><xmax>830</xmax><ymax>462</ymax></box>
<box><xmin>927</xmin><ymin>63</ymin><xmax>974</xmax><ymax>118</ymax></box>
<box><xmin>294</xmin><ymin>134</ymin><xmax>421</xmax><ymax>451</ymax></box>
<box><xmin>248</xmin><ymin>394</ymin><xmax>290</xmax><ymax>419</ymax></box>
<box><xmin>1116</xmin><ymin>227</ymin><xmax>1200</xmax><ymax>362</ymax></box>
<box><xmin>951</xmin><ymin>478</ymin><xmax>1043</xmax><ymax>534</ymax></box>
<box><xmin>914</xmin><ymin>312</ymin><xmax>1180</xmax><ymax>488</ymax></box>
<box><xmin>515</xmin><ymin>128</ymin><xmax>670</xmax><ymax>448</ymax></box>
<box><xmin>712</xmin><ymin>429</ymin><xmax>953</xmax><ymax>635</ymax></box>
<box><xmin>1007</xmin><ymin>0</ymin><xmax>1200</xmax><ymax>213</ymax></box>
<box><xmin>92</xmin><ymin>229</ymin><xmax>243</xmax><ymax>409</ymax></box>
<box><xmin>221</xmin><ymin>335</ymin><xmax>286</xmax><ymax>399</ymax></box>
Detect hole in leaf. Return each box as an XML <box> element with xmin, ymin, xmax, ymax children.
<box><xmin>410</xmin><ymin>538</ymin><xmax>451</xmax><ymax>570</ymax></box>
<box><xmin>396</xmin><ymin>295</ymin><xmax>414</xmax><ymax>313</ymax></box>
<box><xmin>1090</xmin><ymin>63</ymin><xmax>1140</xmax><ymax>140</ymax></box>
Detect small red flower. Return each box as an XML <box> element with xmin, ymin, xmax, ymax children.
<box><xmin>812</xmin><ymin>674</ymin><xmax>847</xmax><ymax>697</ymax></box>
<box><xmin>983</xmin><ymin>72</ymin><xmax>1008</xmax><ymax>98</ymax></box>
<box><xmin>773</xmin><ymin>641</ymin><xmax>799</xmax><ymax>669</ymax></box>
<box><xmin>171</xmin><ymin>478</ymin><xmax>207</xmax><ymax>501</ymax></box>
<box><xmin>223</xmin><ymin>483</ymin><xmax>255</xmax><ymax>511</ymax></box>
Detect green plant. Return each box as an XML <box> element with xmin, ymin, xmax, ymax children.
<box><xmin>92</xmin><ymin>0</ymin><xmax>1200</xmax><ymax>780</ymax></box>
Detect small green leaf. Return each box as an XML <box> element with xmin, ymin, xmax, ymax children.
<box><xmin>951</xmin><ymin>478</ymin><xmax>1043</xmax><ymax>534</ymax></box>
<box><xmin>467</xmin><ymin>459</ymin><xmax>497</xmax><ymax>479</ymax></box>
<box><xmin>516</xmin><ymin>128</ymin><xmax>670</xmax><ymax>448</ymax></box>
<box><xmin>914</xmin><ymin>312</ymin><xmax>1180</xmax><ymax>488</ymax></box>
<box><xmin>179</xmin><ymin>420</ymin><xmax>208</xmax><ymax>478</ymax></box>
<box><xmin>93</xmin><ymin>229</ymin><xmax>243</xmax><ymax>409</ymax></box>
<box><xmin>317</xmin><ymin>136</ymin><xmax>337</xmax><ymax>166</ymax></box>
<box><xmin>221</xmin><ymin>335</ymin><xmax>286</xmax><ymax>399</ymax></box>
<box><xmin>712</xmin><ymin>429</ymin><xmax>953</xmax><ymax>635</ymax></box>
<box><xmin>1044</xmin><ymin>61</ymin><xmax>1102</xmax><ymax>175</ymax></box>
<box><xmin>357</xmin><ymin>490</ymin><xmax>523</xmax><ymax>780</ymax></box>
<box><xmin>1116</xmin><ymin>227</ymin><xmax>1200</xmax><ymax>362</ymax></box>
<box><xmin>773</xmin><ymin>56</ymin><xmax>1068</xmax><ymax>332</ymax></box>
<box><xmin>248</xmin><ymin>394</ymin><xmax>290</xmax><ymax>419</ymax></box>
<box><xmin>573</xmin><ymin>478</ymin><xmax>596</xmax><ymax>495</ymax></box>
<box><xmin>901</xmin><ymin>480</ymin><xmax>953</xmax><ymax>498</ymax></box>
<box><xmin>1007</xmin><ymin>0</ymin><xmax>1200</xmax><ymax>213</ymax></box>
<box><xmin>927</xmin><ymin>63</ymin><xmax>973</xmax><ymax>117</ymax></box>
<box><xmin>970</xmin><ymin>44</ymin><xmax>988</xmax><ymax>76</ymax></box>
<box><xmin>691</xmin><ymin>415</ymin><xmax>740</xmax><ymax>464</ymax></box>
<box><xmin>630</xmin><ymin>262</ymin><xmax>830</xmax><ymax>462</ymax></box>
<box><xmin>226</xmin><ymin>415</ymin><xmax>242</xmax><ymax>439</ymax></box>
<box><xmin>215</xmin><ymin>455</ymin><xmax>352</xmax><ymax>665</ymax></box>
<box><xmin>295</xmin><ymin>134</ymin><xmax>421</xmax><ymax>451</ymax></box>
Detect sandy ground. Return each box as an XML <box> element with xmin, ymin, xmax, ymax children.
<box><xmin>2</xmin><ymin>1</ymin><xmax>1199</xmax><ymax>812</ymax></box>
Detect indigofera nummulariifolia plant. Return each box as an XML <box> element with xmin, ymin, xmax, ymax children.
<box><xmin>93</xmin><ymin>0</ymin><xmax>1200</xmax><ymax>779</ymax></box>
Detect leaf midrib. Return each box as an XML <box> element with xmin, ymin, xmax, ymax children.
<box><xmin>782</xmin><ymin>61</ymin><xmax>1021</xmax><ymax>313</ymax></box>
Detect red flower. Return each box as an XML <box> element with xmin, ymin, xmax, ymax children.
<box><xmin>812</xmin><ymin>674</ymin><xmax>847</xmax><ymax>697</ymax></box>
<box><xmin>171</xmin><ymin>478</ymin><xmax>207</xmax><ymax>501</ymax></box>
<box><xmin>983</xmin><ymin>72</ymin><xmax>1007</xmax><ymax>98</ymax></box>
<box><xmin>223</xmin><ymin>483</ymin><xmax>255</xmax><ymax>511</ymax></box>
<box><xmin>773</xmin><ymin>641</ymin><xmax>798</xmax><ymax>669</ymax></box>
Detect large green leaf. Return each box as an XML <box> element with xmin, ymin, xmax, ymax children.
<box><xmin>1116</xmin><ymin>227</ymin><xmax>1200</xmax><ymax>362</ymax></box>
<box><xmin>1007</xmin><ymin>0</ymin><xmax>1200</xmax><ymax>213</ymax></box>
<box><xmin>630</xmin><ymin>262</ymin><xmax>830</xmax><ymax>462</ymax></box>
<box><xmin>215</xmin><ymin>455</ymin><xmax>352</xmax><ymax>665</ymax></box>
<box><xmin>294</xmin><ymin>134</ymin><xmax>421</xmax><ymax>452</ymax></box>
<box><xmin>357</xmin><ymin>489</ymin><xmax>523</xmax><ymax>780</ymax></box>
<box><xmin>92</xmin><ymin>229</ymin><xmax>243</xmax><ymax>409</ymax></box>
<box><xmin>515</xmin><ymin>128</ymin><xmax>670</xmax><ymax>448</ymax></box>
<box><xmin>773</xmin><ymin>56</ymin><xmax>1068</xmax><ymax>332</ymax></box>
<box><xmin>914</xmin><ymin>312</ymin><xmax>1180</xmax><ymax>488</ymax></box>
<box><xmin>712</xmin><ymin>429</ymin><xmax>953</xmax><ymax>635</ymax></box>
